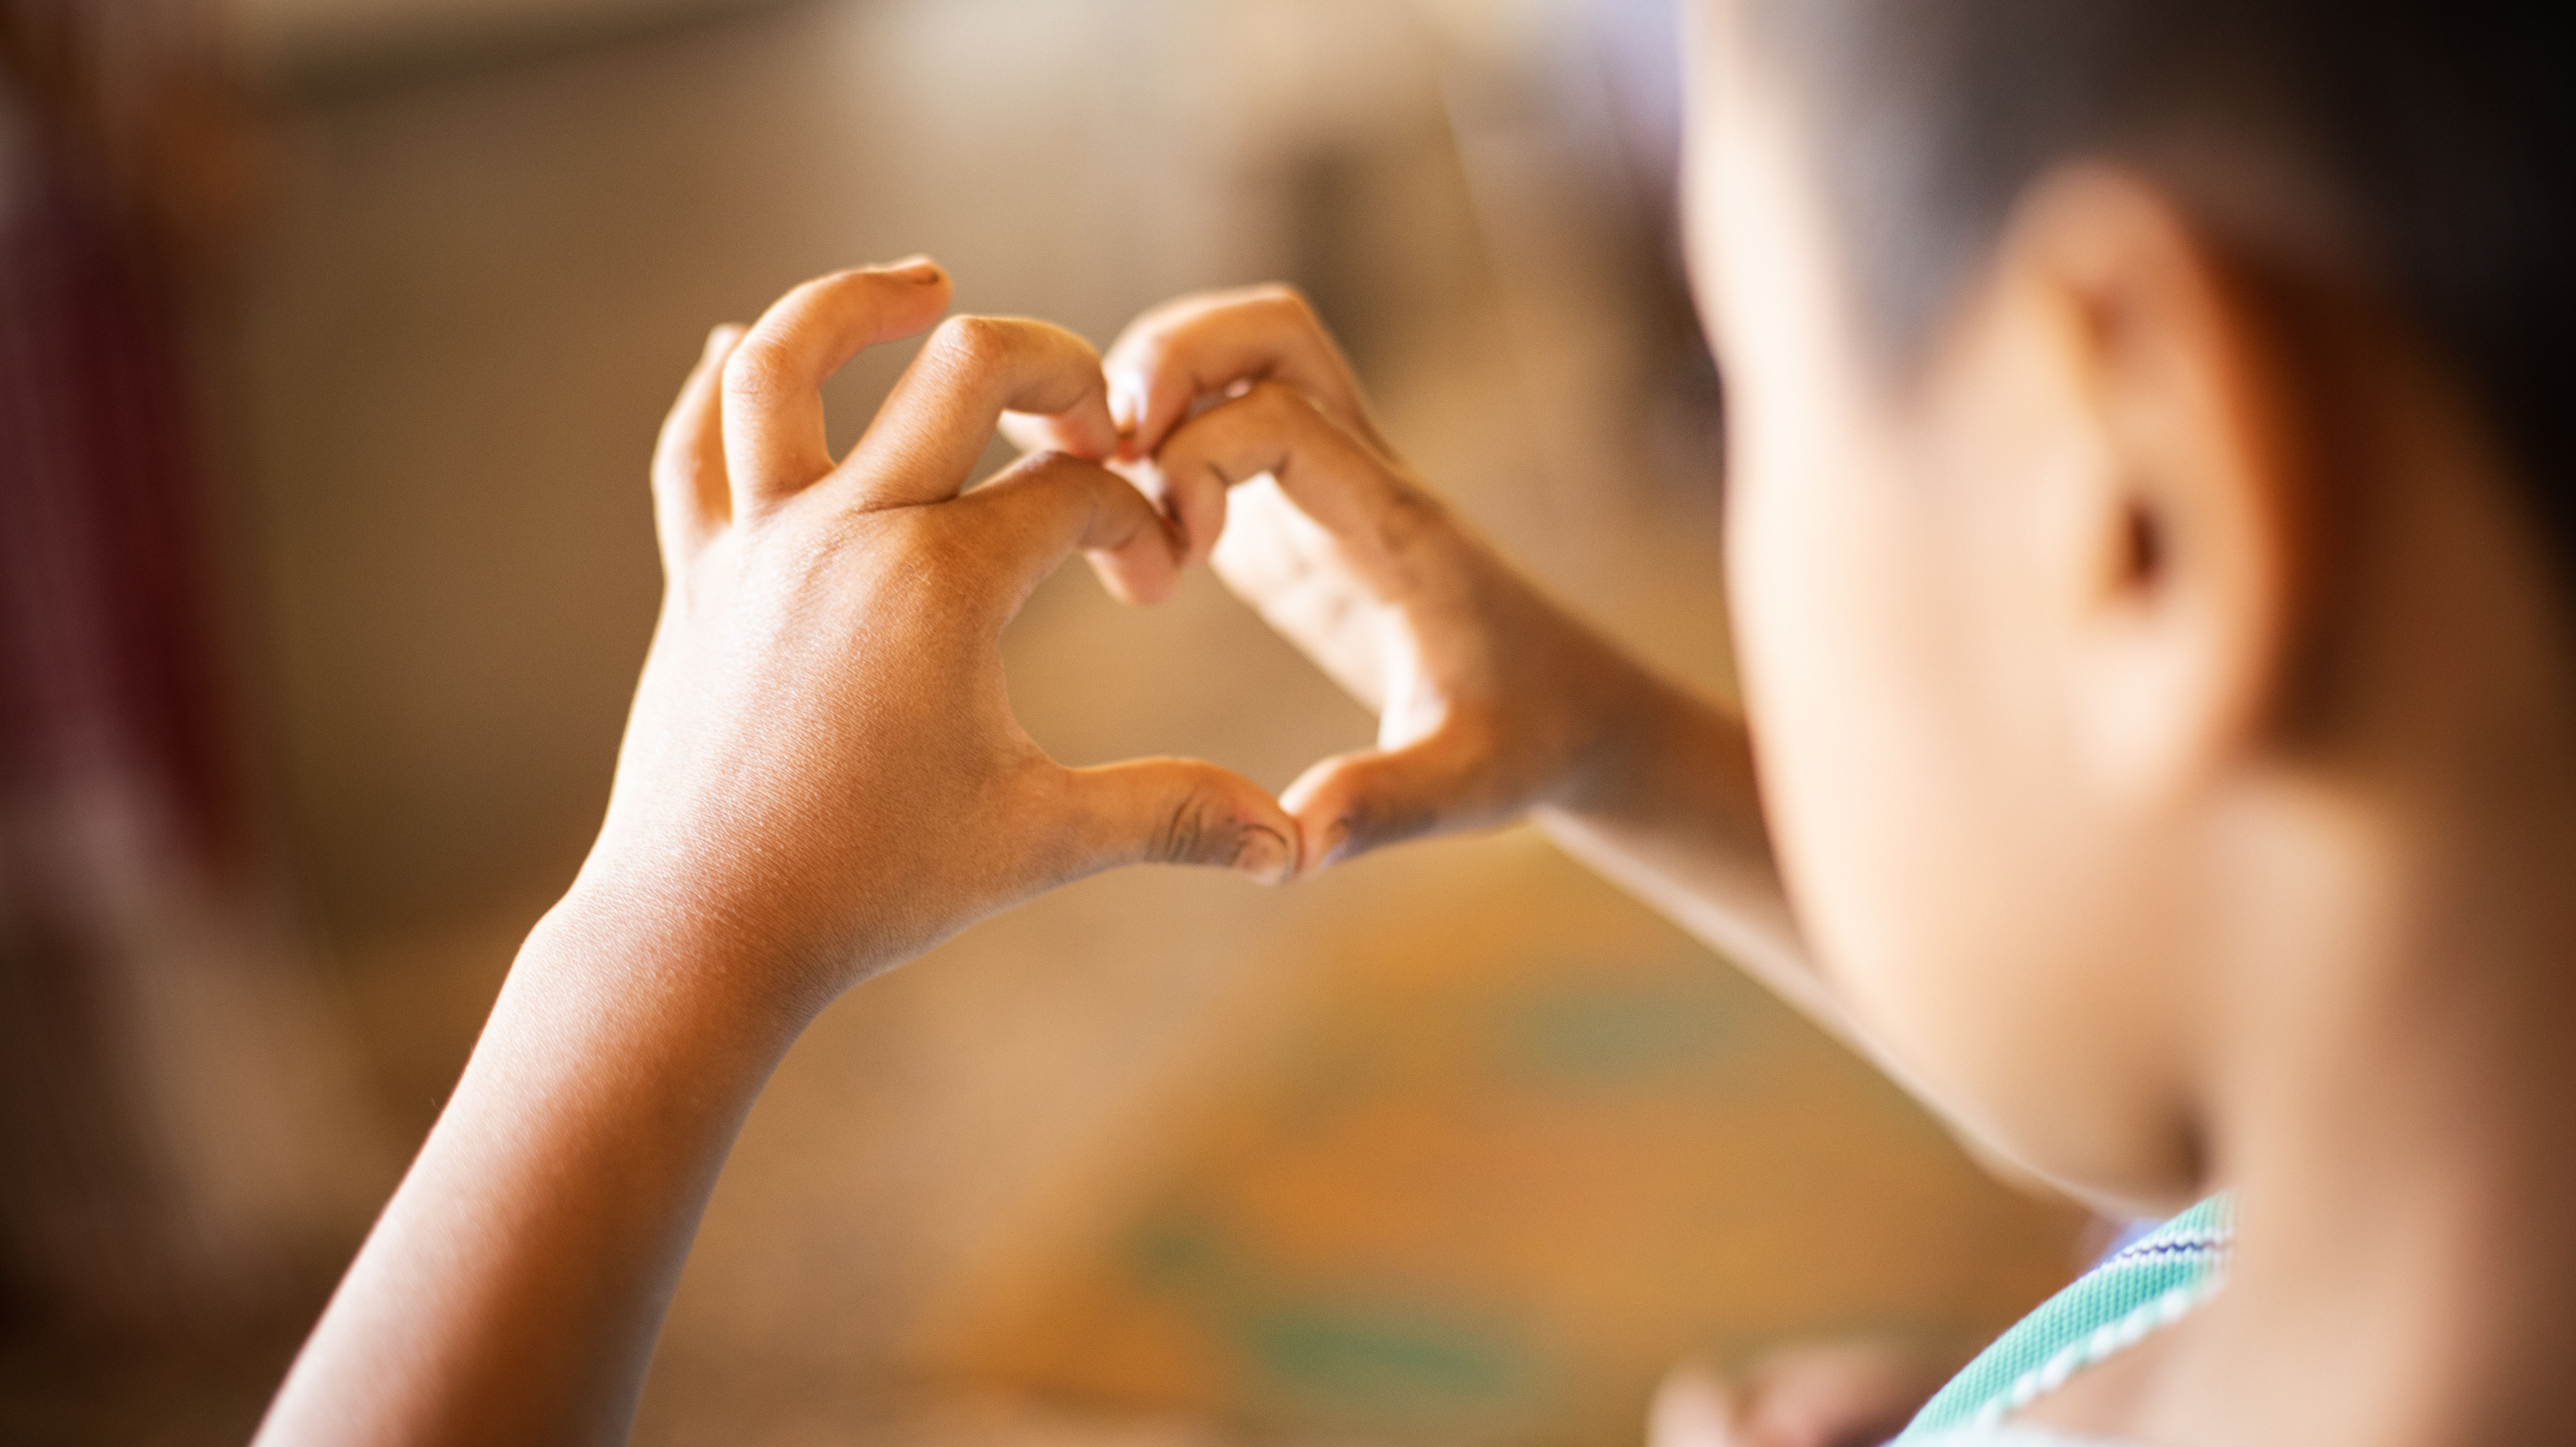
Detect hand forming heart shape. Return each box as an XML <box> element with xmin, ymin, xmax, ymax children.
<box><xmin>1012</xmin><ymin>282</ymin><xmax>1672</xmax><ymax>879</ymax></box>
<box><xmin>264</xmin><ymin>261</ymin><xmax>1777</xmax><ymax>1447</ymax></box>
<box><xmin>569</xmin><ymin>262</ymin><xmax>1672</xmax><ymax>1029</ymax></box>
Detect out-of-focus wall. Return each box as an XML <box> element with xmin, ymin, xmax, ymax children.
<box><xmin>228</xmin><ymin>0</ymin><xmax>777</xmax><ymax>74</ymax></box>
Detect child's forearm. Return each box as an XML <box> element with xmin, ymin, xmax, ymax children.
<box><xmin>1542</xmin><ymin>683</ymin><xmax>1999</xmax><ymax>1101</ymax></box>
<box><xmin>1536</xmin><ymin>683</ymin><xmax>1865</xmax><ymax>1050</ymax></box>
<box><xmin>256</xmin><ymin>897</ymin><xmax>800</xmax><ymax>1447</ymax></box>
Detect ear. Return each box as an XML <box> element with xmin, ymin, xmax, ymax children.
<box><xmin>1996</xmin><ymin>166</ymin><xmax>2315</xmax><ymax>805</ymax></box>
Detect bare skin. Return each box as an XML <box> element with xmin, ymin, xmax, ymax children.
<box><xmin>261</xmin><ymin>2</ymin><xmax>2576</xmax><ymax>1441</ymax></box>
<box><xmin>256</xmin><ymin>262</ymin><xmax>1302</xmax><ymax>1445</ymax></box>
<box><xmin>1682</xmin><ymin>4</ymin><xmax>2576</xmax><ymax>1443</ymax></box>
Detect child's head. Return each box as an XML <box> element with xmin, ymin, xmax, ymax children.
<box><xmin>1679</xmin><ymin>0</ymin><xmax>2575</xmax><ymax>1212</ymax></box>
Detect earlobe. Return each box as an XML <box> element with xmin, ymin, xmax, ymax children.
<box><xmin>2010</xmin><ymin>166</ymin><xmax>2313</xmax><ymax>806</ymax></box>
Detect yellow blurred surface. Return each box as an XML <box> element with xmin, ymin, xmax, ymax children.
<box><xmin>917</xmin><ymin>832</ymin><xmax>2083</xmax><ymax>1447</ymax></box>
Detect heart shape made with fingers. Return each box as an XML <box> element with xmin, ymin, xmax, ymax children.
<box><xmin>1001</xmin><ymin>282</ymin><xmax>1654</xmax><ymax>883</ymax></box>
<box><xmin>621</xmin><ymin>260</ymin><xmax>1654</xmax><ymax>1015</ymax></box>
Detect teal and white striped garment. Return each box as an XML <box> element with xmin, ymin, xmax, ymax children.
<box><xmin>1891</xmin><ymin>1195</ymin><xmax>2235</xmax><ymax>1446</ymax></box>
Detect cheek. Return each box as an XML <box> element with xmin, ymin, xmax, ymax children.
<box><xmin>1725</xmin><ymin>416</ymin><xmax>1988</xmax><ymax>1045</ymax></box>
<box><xmin>1724</xmin><ymin>405</ymin><xmax>2190</xmax><ymax>1202</ymax></box>
<box><xmin>1686</xmin><ymin>35</ymin><xmax>2191</xmax><ymax>1201</ymax></box>
<box><xmin>1689</xmin><ymin>45</ymin><xmax>2009</xmax><ymax>1063</ymax></box>
<box><xmin>1725</xmin><ymin>455</ymin><xmax>2072</xmax><ymax>1194</ymax></box>
<box><xmin>1725</xmin><ymin>364</ymin><xmax>2058</xmax><ymax>1081</ymax></box>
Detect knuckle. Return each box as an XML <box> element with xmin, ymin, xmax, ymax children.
<box><xmin>720</xmin><ymin>336</ymin><xmax>797</xmax><ymax>404</ymax></box>
<box><xmin>927</xmin><ymin>313</ymin><xmax>1012</xmax><ymax>371</ymax></box>
<box><xmin>1150</xmin><ymin>791</ymin><xmax>1219</xmax><ymax>866</ymax></box>
<box><xmin>1250</xmin><ymin>282</ymin><xmax>1316</xmax><ymax>325</ymax></box>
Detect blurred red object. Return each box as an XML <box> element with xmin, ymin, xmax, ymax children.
<box><xmin>2</xmin><ymin>0</ymin><xmax>371</xmax><ymax>1331</ymax></box>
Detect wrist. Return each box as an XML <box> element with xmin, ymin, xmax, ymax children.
<box><xmin>1546</xmin><ymin>662</ymin><xmax>1754</xmax><ymax>833</ymax></box>
<box><xmin>517</xmin><ymin>875</ymin><xmax>824</xmax><ymax>1070</ymax></box>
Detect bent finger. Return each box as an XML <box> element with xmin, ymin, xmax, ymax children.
<box><xmin>652</xmin><ymin>323</ymin><xmax>744</xmax><ymax>568</ymax></box>
<box><xmin>953</xmin><ymin>450</ymin><xmax>1185</xmax><ymax>609</ymax></box>
<box><xmin>1157</xmin><ymin>380</ymin><xmax>1434</xmax><ymax>579</ymax></box>
<box><xmin>1103</xmin><ymin>284</ymin><xmax>1378</xmax><ymax>460</ymax></box>
<box><xmin>721</xmin><ymin>259</ymin><xmax>951</xmax><ymax>512</ymax></box>
<box><xmin>998</xmin><ymin>405</ymin><xmax>1115</xmax><ymax>460</ymax></box>
<box><xmin>1001</xmin><ymin>412</ymin><xmax>1176</xmax><ymax>553</ymax></box>
<box><xmin>845</xmin><ymin>315</ymin><xmax>1118</xmax><ymax>510</ymax></box>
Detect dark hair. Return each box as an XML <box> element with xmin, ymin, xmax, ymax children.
<box><xmin>1745</xmin><ymin>0</ymin><xmax>2576</xmax><ymax>566</ymax></box>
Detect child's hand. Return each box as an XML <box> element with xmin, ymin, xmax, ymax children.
<box><xmin>1648</xmin><ymin>1347</ymin><xmax>1950</xmax><ymax>1447</ymax></box>
<box><xmin>261</xmin><ymin>264</ymin><xmax>1309</xmax><ymax>1447</ymax></box>
<box><xmin>1074</xmin><ymin>284</ymin><xmax>1675</xmax><ymax>875</ymax></box>
<box><xmin>574</xmin><ymin>261</ymin><xmax>1300</xmax><ymax>1020</ymax></box>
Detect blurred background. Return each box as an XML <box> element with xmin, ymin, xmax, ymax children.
<box><xmin>0</xmin><ymin>0</ymin><xmax>2089</xmax><ymax>1443</ymax></box>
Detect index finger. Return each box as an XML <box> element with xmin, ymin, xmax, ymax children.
<box><xmin>839</xmin><ymin>315</ymin><xmax>1118</xmax><ymax>510</ymax></box>
<box><xmin>721</xmin><ymin>259</ymin><xmax>953</xmax><ymax>512</ymax></box>
<box><xmin>1102</xmin><ymin>284</ymin><xmax>1381</xmax><ymax>461</ymax></box>
<box><xmin>951</xmin><ymin>449</ymin><xmax>1184</xmax><ymax>611</ymax></box>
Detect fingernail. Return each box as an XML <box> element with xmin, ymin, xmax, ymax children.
<box><xmin>702</xmin><ymin>323</ymin><xmax>739</xmax><ymax>362</ymax></box>
<box><xmin>885</xmin><ymin>254</ymin><xmax>942</xmax><ymax>282</ymax></box>
<box><xmin>1232</xmin><ymin>827</ymin><xmax>1292</xmax><ymax>885</ymax></box>
<box><xmin>1107</xmin><ymin>379</ymin><xmax>1140</xmax><ymax>439</ymax></box>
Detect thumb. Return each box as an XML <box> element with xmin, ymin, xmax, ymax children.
<box><xmin>1063</xmin><ymin>757</ymin><xmax>1301</xmax><ymax>883</ymax></box>
<box><xmin>1280</xmin><ymin>724</ymin><xmax>1494</xmax><ymax>876</ymax></box>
